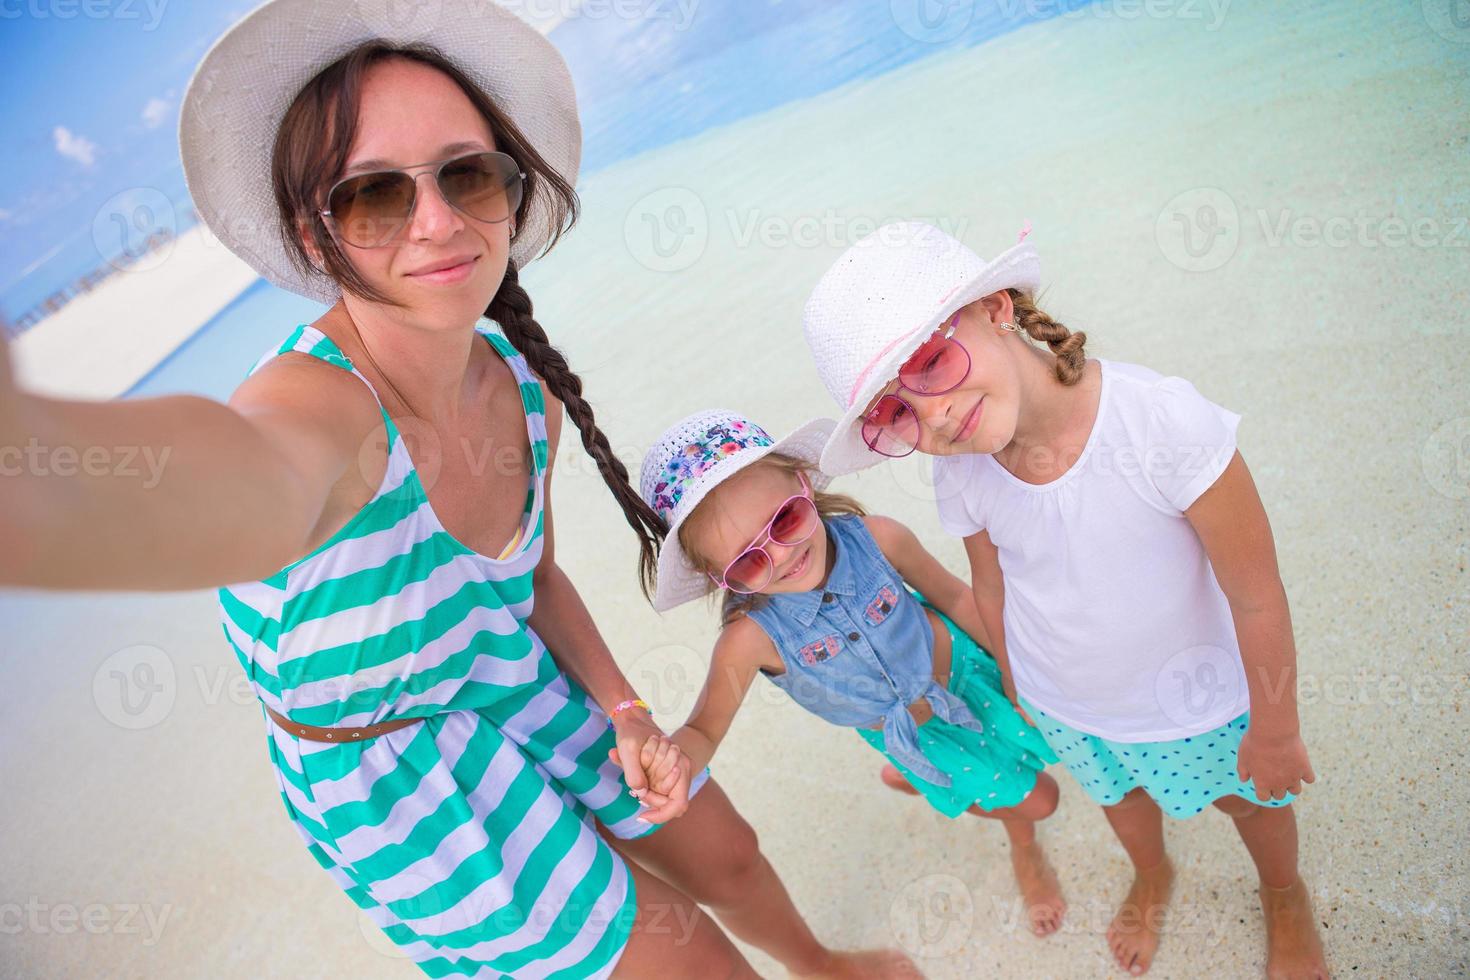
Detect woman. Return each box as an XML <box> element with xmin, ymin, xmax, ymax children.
<box><xmin>0</xmin><ymin>3</ymin><xmax>915</xmax><ymax>977</ymax></box>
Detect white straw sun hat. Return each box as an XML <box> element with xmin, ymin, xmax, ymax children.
<box><xmin>639</xmin><ymin>410</ymin><xmax>836</xmax><ymax>613</ymax></box>
<box><xmin>803</xmin><ymin>221</ymin><xmax>1041</xmax><ymax>476</ymax></box>
<box><xmin>178</xmin><ymin>0</ymin><xmax>581</xmax><ymax>305</ymax></box>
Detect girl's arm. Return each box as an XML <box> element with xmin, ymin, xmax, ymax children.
<box><xmin>1185</xmin><ymin>451</ymin><xmax>1315</xmax><ymax>801</ymax></box>
<box><xmin>671</xmin><ymin>614</ymin><xmax>781</xmax><ymax>775</ymax></box>
<box><xmin>0</xmin><ymin>333</ymin><xmax>378</xmax><ymax>590</ymax></box>
<box><xmin>524</xmin><ymin>391</ymin><xmax>692</xmax><ymax>822</ymax></box>
<box><xmin>962</xmin><ymin>529</ymin><xmax>1028</xmax><ymax>718</ymax></box>
<box><xmin>863</xmin><ymin>514</ymin><xmax>991</xmax><ymax>649</ymax></box>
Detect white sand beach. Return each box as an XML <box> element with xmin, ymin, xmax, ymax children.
<box><xmin>2</xmin><ymin>2</ymin><xmax>1466</xmax><ymax>977</ymax></box>
<box><xmin>11</xmin><ymin>224</ymin><xmax>258</xmax><ymax>400</ymax></box>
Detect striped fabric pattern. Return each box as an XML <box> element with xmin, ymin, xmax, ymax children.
<box><xmin>218</xmin><ymin>321</ymin><xmax>649</xmax><ymax>978</ymax></box>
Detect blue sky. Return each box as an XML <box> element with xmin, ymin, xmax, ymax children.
<box><xmin>0</xmin><ymin>3</ymin><xmax>249</xmax><ymax>316</ymax></box>
<box><xmin>0</xmin><ymin>0</ymin><xmax>1075</xmax><ymax>325</ymax></box>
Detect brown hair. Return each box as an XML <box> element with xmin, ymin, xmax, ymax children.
<box><xmin>272</xmin><ymin>41</ymin><xmax>666</xmax><ymax>577</ymax></box>
<box><xmin>1006</xmin><ymin>288</ymin><xmax>1087</xmax><ymax>386</ymax></box>
<box><xmin>666</xmin><ymin>454</ymin><xmax>867</xmax><ymax>626</ymax></box>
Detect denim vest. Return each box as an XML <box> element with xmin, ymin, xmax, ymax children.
<box><xmin>744</xmin><ymin>514</ymin><xmax>986</xmax><ymax>786</ymax></box>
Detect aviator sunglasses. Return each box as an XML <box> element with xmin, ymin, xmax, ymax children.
<box><xmin>320</xmin><ymin>150</ymin><xmax>526</xmax><ymax>248</ymax></box>
<box><xmin>707</xmin><ymin>471</ymin><xmax>821</xmax><ymax>594</ymax></box>
<box><xmin>860</xmin><ymin>314</ymin><xmax>974</xmax><ymax>458</ymax></box>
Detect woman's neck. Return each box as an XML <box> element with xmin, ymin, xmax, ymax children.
<box><xmin>327</xmin><ymin>301</ymin><xmax>485</xmax><ymax>425</ymax></box>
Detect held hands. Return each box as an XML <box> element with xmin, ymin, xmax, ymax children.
<box><xmin>606</xmin><ymin>708</ymin><xmax>692</xmax><ymax>824</ymax></box>
<box><xmin>1237</xmin><ymin>724</ymin><xmax>1316</xmax><ymax>801</ymax></box>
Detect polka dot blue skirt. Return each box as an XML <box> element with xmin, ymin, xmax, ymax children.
<box><xmin>1019</xmin><ymin>700</ymin><xmax>1296</xmax><ymax>819</ymax></box>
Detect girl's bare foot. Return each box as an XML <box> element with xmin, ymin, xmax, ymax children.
<box><xmin>1260</xmin><ymin>877</ymin><xmax>1330</xmax><ymax>979</ymax></box>
<box><xmin>879</xmin><ymin>763</ymin><xmax>919</xmax><ymax>796</ymax></box>
<box><xmin>1106</xmin><ymin>857</ymin><xmax>1174</xmax><ymax>976</ymax></box>
<box><xmin>791</xmin><ymin>948</ymin><xmax>924</xmax><ymax>979</ymax></box>
<box><xmin>1009</xmin><ymin>838</ymin><xmax>1067</xmax><ymax>936</ymax></box>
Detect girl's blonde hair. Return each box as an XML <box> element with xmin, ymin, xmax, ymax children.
<box><xmin>675</xmin><ymin>453</ymin><xmax>866</xmax><ymax>627</ymax></box>
<box><xmin>1007</xmin><ymin>288</ymin><xmax>1087</xmax><ymax>386</ymax></box>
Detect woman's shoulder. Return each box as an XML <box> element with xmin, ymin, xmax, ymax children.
<box><xmin>225</xmin><ymin>325</ymin><xmax>384</xmax><ymax>478</ymax></box>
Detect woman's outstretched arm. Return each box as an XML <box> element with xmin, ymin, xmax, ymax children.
<box><xmin>0</xmin><ymin>332</ymin><xmax>374</xmax><ymax>591</ymax></box>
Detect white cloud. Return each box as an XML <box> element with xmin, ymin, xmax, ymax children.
<box><xmin>142</xmin><ymin>96</ymin><xmax>172</xmax><ymax>130</ymax></box>
<box><xmin>53</xmin><ymin>126</ymin><xmax>98</xmax><ymax>167</ymax></box>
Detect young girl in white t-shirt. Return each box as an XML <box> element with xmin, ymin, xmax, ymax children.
<box><xmin>800</xmin><ymin>222</ymin><xmax>1329</xmax><ymax>979</ymax></box>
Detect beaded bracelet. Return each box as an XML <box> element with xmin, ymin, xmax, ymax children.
<box><xmin>608</xmin><ymin>698</ymin><xmax>651</xmax><ymax>722</ymax></box>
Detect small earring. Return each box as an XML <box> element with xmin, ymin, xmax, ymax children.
<box><xmin>1000</xmin><ymin>321</ymin><xmax>1019</xmax><ymax>333</ymax></box>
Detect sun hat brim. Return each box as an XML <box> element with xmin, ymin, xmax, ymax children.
<box><xmin>178</xmin><ymin>0</ymin><xmax>581</xmax><ymax>306</ymax></box>
<box><xmin>653</xmin><ymin>417</ymin><xmax>837</xmax><ymax>613</ymax></box>
<box><xmin>818</xmin><ymin>239</ymin><xmax>1041</xmax><ymax>477</ymax></box>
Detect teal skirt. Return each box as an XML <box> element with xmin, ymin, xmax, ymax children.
<box><xmin>1020</xmin><ymin>698</ymin><xmax>1296</xmax><ymax>819</ymax></box>
<box><xmin>856</xmin><ymin>595</ymin><xmax>1056</xmax><ymax>818</ymax></box>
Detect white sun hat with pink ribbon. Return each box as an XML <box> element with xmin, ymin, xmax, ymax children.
<box><xmin>803</xmin><ymin>221</ymin><xmax>1041</xmax><ymax>476</ymax></box>
<box><xmin>639</xmin><ymin>409</ymin><xmax>836</xmax><ymax>612</ymax></box>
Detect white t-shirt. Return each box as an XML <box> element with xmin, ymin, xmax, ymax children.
<box><xmin>932</xmin><ymin>359</ymin><xmax>1251</xmax><ymax>742</ymax></box>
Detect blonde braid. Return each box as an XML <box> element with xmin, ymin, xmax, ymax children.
<box><xmin>1007</xmin><ymin>288</ymin><xmax>1086</xmax><ymax>386</ymax></box>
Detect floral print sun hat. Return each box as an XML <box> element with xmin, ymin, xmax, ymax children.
<box><xmin>638</xmin><ymin>409</ymin><xmax>836</xmax><ymax>612</ymax></box>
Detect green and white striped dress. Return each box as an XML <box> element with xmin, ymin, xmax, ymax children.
<box><xmin>218</xmin><ymin>320</ymin><xmax>697</xmax><ymax>978</ymax></box>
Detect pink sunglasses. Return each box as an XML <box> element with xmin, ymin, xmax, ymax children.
<box><xmin>860</xmin><ymin>314</ymin><xmax>973</xmax><ymax>458</ymax></box>
<box><xmin>707</xmin><ymin>471</ymin><xmax>821</xmax><ymax>594</ymax></box>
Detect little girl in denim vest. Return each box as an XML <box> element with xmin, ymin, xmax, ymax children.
<box><xmin>632</xmin><ymin>409</ymin><xmax>1068</xmax><ymax>937</ymax></box>
<box><xmin>800</xmin><ymin>222</ymin><xmax>1330</xmax><ymax>978</ymax></box>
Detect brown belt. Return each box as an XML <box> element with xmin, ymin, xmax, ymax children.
<box><xmin>264</xmin><ymin>704</ymin><xmax>424</xmax><ymax>742</ymax></box>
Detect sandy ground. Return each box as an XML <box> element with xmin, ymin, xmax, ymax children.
<box><xmin>2</xmin><ymin>2</ymin><xmax>1467</xmax><ymax>977</ymax></box>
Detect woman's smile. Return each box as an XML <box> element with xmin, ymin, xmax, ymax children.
<box><xmin>407</xmin><ymin>254</ymin><xmax>480</xmax><ymax>285</ymax></box>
